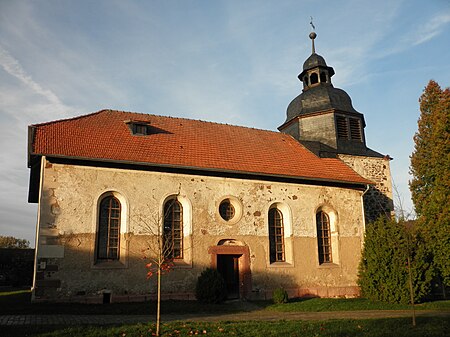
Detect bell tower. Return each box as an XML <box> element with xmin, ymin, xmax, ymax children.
<box><xmin>279</xmin><ymin>32</ymin><xmax>373</xmax><ymax>158</ymax></box>
<box><xmin>279</xmin><ymin>32</ymin><xmax>394</xmax><ymax>222</ymax></box>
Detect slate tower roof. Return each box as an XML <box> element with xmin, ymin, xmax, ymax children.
<box><xmin>279</xmin><ymin>32</ymin><xmax>383</xmax><ymax>158</ymax></box>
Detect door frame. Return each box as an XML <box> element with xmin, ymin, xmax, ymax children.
<box><xmin>208</xmin><ymin>244</ymin><xmax>251</xmax><ymax>299</ymax></box>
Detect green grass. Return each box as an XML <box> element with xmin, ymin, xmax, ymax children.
<box><xmin>265</xmin><ymin>297</ymin><xmax>450</xmax><ymax>312</ymax></box>
<box><xmin>1</xmin><ymin>317</ymin><xmax>449</xmax><ymax>337</ymax></box>
<box><xmin>1</xmin><ymin>289</ymin><xmax>449</xmax><ymax>336</ymax></box>
<box><xmin>0</xmin><ymin>287</ymin><xmax>31</xmax><ymax>296</ymax></box>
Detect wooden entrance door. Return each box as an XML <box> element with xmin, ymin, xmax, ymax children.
<box><xmin>217</xmin><ymin>254</ymin><xmax>240</xmax><ymax>299</ymax></box>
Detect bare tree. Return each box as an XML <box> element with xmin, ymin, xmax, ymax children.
<box><xmin>134</xmin><ymin>191</ymin><xmax>188</xmax><ymax>337</ymax></box>
<box><xmin>392</xmin><ymin>181</ymin><xmax>415</xmax><ymax>221</ymax></box>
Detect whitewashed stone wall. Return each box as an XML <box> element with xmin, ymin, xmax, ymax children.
<box><xmin>33</xmin><ymin>158</ymin><xmax>367</xmax><ymax>301</ymax></box>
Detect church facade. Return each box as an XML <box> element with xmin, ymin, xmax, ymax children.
<box><xmin>28</xmin><ymin>34</ymin><xmax>393</xmax><ymax>302</ymax></box>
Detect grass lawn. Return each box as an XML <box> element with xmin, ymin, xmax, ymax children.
<box><xmin>265</xmin><ymin>297</ymin><xmax>450</xmax><ymax>312</ymax></box>
<box><xmin>1</xmin><ymin>288</ymin><xmax>449</xmax><ymax>315</ymax></box>
<box><xmin>1</xmin><ymin>288</ymin><xmax>449</xmax><ymax>336</ymax></box>
<box><xmin>1</xmin><ymin>317</ymin><xmax>449</xmax><ymax>337</ymax></box>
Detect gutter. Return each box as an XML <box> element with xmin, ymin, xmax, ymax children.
<box><xmin>31</xmin><ymin>156</ymin><xmax>45</xmax><ymax>302</ymax></box>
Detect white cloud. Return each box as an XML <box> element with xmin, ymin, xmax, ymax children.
<box><xmin>370</xmin><ymin>10</ymin><xmax>450</xmax><ymax>62</ymax></box>
<box><xmin>411</xmin><ymin>12</ymin><xmax>450</xmax><ymax>46</ymax></box>
<box><xmin>0</xmin><ymin>44</ymin><xmax>75</xmax><ymax>244</ymax></box>
<box><xmin>0</xmin><ymin>45</ymin><xmax>68</xmax><ymax>111</ymax></box>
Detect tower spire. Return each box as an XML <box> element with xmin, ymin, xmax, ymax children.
<box><xmin>309</xmin><ymin>17</ymin><xmax>316</xmax><ymax>54</ymax></box>
<box><xmin>310</xmin><ymin>31</ymin><xmax>317</xmax><ymax>54</ymax></box>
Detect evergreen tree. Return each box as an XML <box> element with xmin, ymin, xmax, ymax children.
<box><xmin>358</xmin><ymin>217</ymin><xmax>433</xmax><ymax>304</ymax></box>
<box><xmin>409</xmin><ymin>80</ymin><xmax>450</xmax><ymax>286</ymax></box>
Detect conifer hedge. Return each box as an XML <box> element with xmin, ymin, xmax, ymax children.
<box><xmin>358</xmin><ymin>217</ymin><xmax>434</xmax><ymax>304</ymax></box>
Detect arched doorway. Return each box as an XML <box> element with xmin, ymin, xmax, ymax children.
<box><xmin>208</xmin><ymin>240</ymin><xmax>251</xmax><ymax>299</ymax></box>
<box><xmin>217</xmin><ymin>254</ymin><xmax>240</xmax><ymax>299</ymax></box>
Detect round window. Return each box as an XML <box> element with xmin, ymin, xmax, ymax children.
<box><xmin>219</xmin><ymin>199</ymin><xmax>235</xmax><ymax>221</ymax></box>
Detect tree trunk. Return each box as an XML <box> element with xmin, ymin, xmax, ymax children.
<box><xmin>156</xmin><ymin>267</ymin><xmax>161</xmax><ymax>336</ymax></box>
<box><xmin>407</xmin><ymin>255</ymin><xmax>416</xmax><ymax>327</ymax></box>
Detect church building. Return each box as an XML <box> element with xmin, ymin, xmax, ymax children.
<box><xmin>28</xmin><ymin>33</ymin><xmax>393</xmax><ymax>302</ymax></box>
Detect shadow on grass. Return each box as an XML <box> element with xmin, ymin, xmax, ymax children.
<box><xmin>1</xmin><ymin>288</ymin><xmax>449</xmax><ymax>316</ymax></box>
<box><xmin>2</xmin><ymin>316</ymin><xmax>450</xmax><ymax>337</ymax></box>
<box><xmin>0</xmin><ymin>290</ymin><xmax>263</xmax><ymax>316</ymax></box>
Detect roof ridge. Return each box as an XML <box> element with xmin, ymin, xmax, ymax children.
<box><xmin>101</xmin><ymin>109</ymin><xmax>283</xmax><ymax>135</ymax></box>
<box><xmin>58</xmin><ymin>109</ymin><xmax>282</xmax><ymax>134</ymax></box>
<box><xmin>31</xmin><ymin>109</ymin><xmax>283</xmax><ymax>135</ymax></box>
<box><xmin>30</xmin><ymin>110</ymin><xmax>108</xmax><ymax>127</ymax></box>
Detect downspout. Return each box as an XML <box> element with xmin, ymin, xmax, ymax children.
<box><xmin>360</xmin><ymin>184</ymin><xmax>370</xmax><ymax>248</ymax></box>
<box><xmin>31</xmin><ymin>156</ymin><xmax>45</xmax><ymax>301</ymax></box>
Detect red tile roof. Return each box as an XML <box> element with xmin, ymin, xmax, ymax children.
<box><xmin>30</xmin><ymin>110</ymin><xmax>372</xmax><ymax>185</ymax></box>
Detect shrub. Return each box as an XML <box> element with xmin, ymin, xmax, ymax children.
<box><xmin>195</xmin><ymin>268</ymin><xmax>227</xmax><ymax>303</ymax></box>
<box><xmin>272</xmin><ymin>287</ymin><xmax>288</xmax><ymax>304</ymax></box>
<box><xmin>358</xmin><ymin>216</ymin><xmax>434</xmax><ymax>304</ymax></box>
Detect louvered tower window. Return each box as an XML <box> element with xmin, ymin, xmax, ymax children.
<box><xmin>336</xmin><ymin>116</ymin><xmax>349</xmax><ymax>139</ymax></box>
<box><xmin>336</xmin><ymin>116</ymin><xmax>362</xmax><ymax>142</ymax></box>
<box><xmin>349</xmin><ymin>118</ymin><xmax>362</xmax><ymax>141</ymax></box>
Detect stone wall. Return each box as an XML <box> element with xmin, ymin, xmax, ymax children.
<box><xmin>338</xmin><ymin>154</ymin><xmax>394</xmax><ymax>223</ymax></box>
<box><xmin>33</xmin><ymin>157</ymin><xmax>367</xmax><ymax>302</ymax></box>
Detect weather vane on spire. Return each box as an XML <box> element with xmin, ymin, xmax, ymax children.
<box><xmin>310</xmin><ymin>16</ymin><xmax>316</xmax><ymax>31</ymax></box>
<box><xmin>309</xmin><ymin>17</ymin><xmax>317</xmax><ymax>54</ymax></box>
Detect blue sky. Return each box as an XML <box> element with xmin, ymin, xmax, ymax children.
<box><xmin>1</xmin><ymin>0</ymin><xmax>449</xmax><ymax>245</ymax></box>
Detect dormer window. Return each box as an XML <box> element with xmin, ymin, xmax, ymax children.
<box><xmin>125</xmin><ymin>120</ymin><xmax>152</xmax><ymax>136</ymax></box>
<box><xmin>133</xmin><ymin>123</ymin><xmax>148</xmax><ymax>135</ymax></box>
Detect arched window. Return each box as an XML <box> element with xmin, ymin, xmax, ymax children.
<box><xmin>320</xmin><ymin>72</ymin><xmax>327</xmax><ymax>83</ymax></box>
<box><xmin>310</xmin><ymin>73</ymin><xmax>319</xmax><ymax>84</ymax></box>
<box><xmin>316</xmin><ymin>211</ymin><xmax>332</xmax><ymax>264</ymax></box>
<box><xmin>269</xmin><ymin>208</ymin><xmax>285</xmax><ymax>263</ymax></box>
<box><xmin>97</xmin><ymin>196</ymin><xmax>121</xmax><ymax>260</ymax></box>
<box><xmin>303</xmin><ymin>76</ymin><xmax>309</xmax><ymax>86</ymax></box>
<box><xmin>163</xmin><ymin>199</ymin><xmax>183</xmax><ymax>259</ymax></box>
